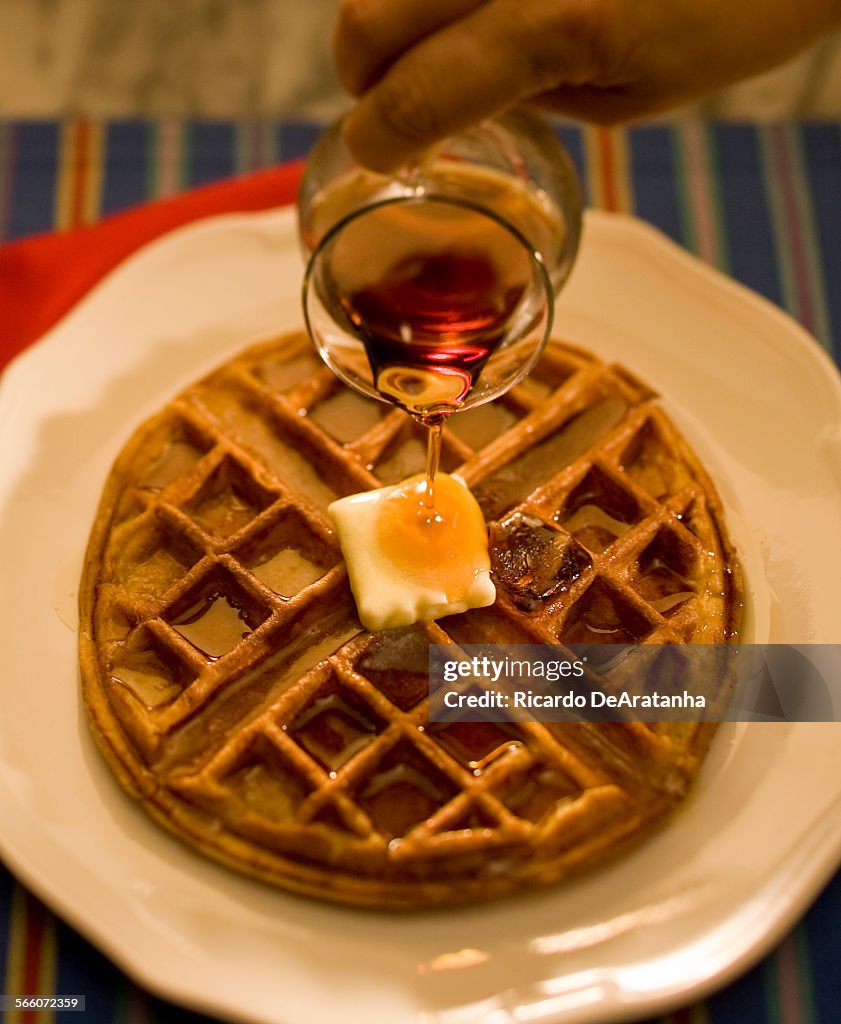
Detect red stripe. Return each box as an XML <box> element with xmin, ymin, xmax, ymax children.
<box><xmin>769</xmin><ymin>124</ymin><xmax>817</xmax><ymax>336</ymax></box>
<box><xmin>597</xmin><ymin>128</ymin><xmax>619</xmax><ymax>213</ymax></box>
<box><xmin>20</xmin><ymin>891</ymin><xmax>45</xmax><ymax>1023</ymax></box>
<box><xmin>776</xmin><ymin>933</ymin><xmax>809</xmax><ymax>1024</ymax></box>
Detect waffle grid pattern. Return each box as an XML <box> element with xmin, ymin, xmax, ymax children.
<box><xmin>79</xmin><ymin>332</ymin><xmax>740</xmax><ymax>906</ymax></box>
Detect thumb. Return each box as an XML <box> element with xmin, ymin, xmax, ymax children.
<box><xmin>342</xmin><ymin>0</ymin><xmax>604</xmax><ymax>172</ymax></box>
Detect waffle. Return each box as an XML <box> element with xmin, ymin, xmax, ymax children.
<box><xmin>79</xmin><ymin>331</ymin><xmax>741</xmax><ymax>908</ymax></box>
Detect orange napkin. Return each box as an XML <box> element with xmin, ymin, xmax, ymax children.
<box><xmin>0</xmin><ymin>160</ymin><xmax>303</xmax><ymax>372</ymax></box>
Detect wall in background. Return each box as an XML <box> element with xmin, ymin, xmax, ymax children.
<box><xmin>0</xmin><ymin>0</ymin><xmax>840</xmax><ymax>120</ymax></box>
<box><xmin>0</xmin><ymin>0</ymin><xmax>344</xmax><ymax>119</ymax></box>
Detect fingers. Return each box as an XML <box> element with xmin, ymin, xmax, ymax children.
<box><xmin>341</xmin><ymin>0</ymin><xmax>606</xmax><ymax>172</ymax></box>
<box><xmin>529</xmin><ymin>85</ymin><xmax>667</xmax><ymax>127</ymax></box>
<box><xmin>336</xmin><ymin>0</ymin><xmax>841</xmax><ymax>173</ymax></box>
<box><xmin>334</xmin><ymin>0</ymin><xmax>486</xmax><ymax>96</ymax></box>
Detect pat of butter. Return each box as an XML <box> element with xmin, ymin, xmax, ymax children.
<box><xmin>328</xmin><ymin>473</ymin><xmax>496</xmax><ymax>631</ymax></box>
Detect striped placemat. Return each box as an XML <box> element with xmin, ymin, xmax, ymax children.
<box><xmin>0</xmin><ymin>119</ymin><xmax>837</xmax><ymax>355</ymax></box>
<box><xmin>1</xmin><ymin>117</ymin><xmax>840</xmax><ymax>1024</ymax></box>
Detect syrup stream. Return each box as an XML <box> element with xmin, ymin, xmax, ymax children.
<box><xmin>422</xmin><ymin>414</ymin><xmax>445</xmax><ymax>511</ymax></box>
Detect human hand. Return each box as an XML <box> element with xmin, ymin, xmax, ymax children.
<box><xmin>335</xmin><ymin>0</ymin><xmax>841</xmax><ymax>171</ymax></box>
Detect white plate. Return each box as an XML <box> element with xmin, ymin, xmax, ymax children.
<box><xmin>1</xmin><ymin>208</ymin><xmax>841</xmax><ymax>1024</ymax></box>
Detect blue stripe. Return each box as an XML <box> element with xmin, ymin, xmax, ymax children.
<box><xmin>710</xmin><ymin>124</ymin><xmax>783</xmax><ymax>309</ymax></box>
<box><xmin>0</xmin><ymin>866</ymin><xmax>14</xmax><ymax>986</ymax></box>
<box><xmin>800</xmin><ymin>869</ymin><xmax>841</xmax><ymax>1024</ymax></box>
<box><xmin>6</xmin><ymin>121</ymin><xmax>59</xmax><ymax>239</ymax></box>
<box><xmin>552</xmin><ymin>124</ymin><xmax>587</xmax><ymax>206</ymax></box>
<box><xmin>276</xmin><ymin>121</ymin><xmax>322</xmax><ymax>162</ymax></box>
<box><xmin>799</xmin><ymin>123</ymin><xmax>841</xmax><ymax>359</ymax></box>
<box><xmin>707</xmin><ymin>953</ymin><xmax>772</xmax><ymax>1021</ymax></box>
<box><xmin>183</xmin><ymin>121</ymin><xmax>236</xmax><ymax>188</ymax></box>
<box><xmin>53</xmin><ymin>917</ymin><xmax>125</xmax><ymax>1022</ymax></box>
<box><xmin>149</xmin><ymin>992</ymin><xmax>219</xmax><ymax>1022</ymax></box>
<box><xmin>101</xmin><ymin>121</ymin><xmax>153</xmax><ymax>215</ymax></box>
<box><xmin>628</xmin><ymin>125</ymin><xmax>683</xmax><ymax>244</ymax></box>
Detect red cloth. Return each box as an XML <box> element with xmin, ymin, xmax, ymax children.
<box><xmin>0</xmin><ymin>160</ymin><xmax>303</xmax><ymax>371</ymax></box>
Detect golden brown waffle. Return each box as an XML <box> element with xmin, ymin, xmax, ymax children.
<box><xmin>79</xmin><ymin>331</ymin><xmax>741</xmax><ymax>908</ymax></box>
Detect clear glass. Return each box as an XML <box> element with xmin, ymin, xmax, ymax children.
<box><xmin>298</xmin><ymin>109</ymin><xmax>582</xmax><ymax>423</ymax></box>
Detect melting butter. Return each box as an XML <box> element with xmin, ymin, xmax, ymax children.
<box><xmin>328</xmin><ymin>473</ymin><xmax>495</xmax><ymax>631</ymax></box>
